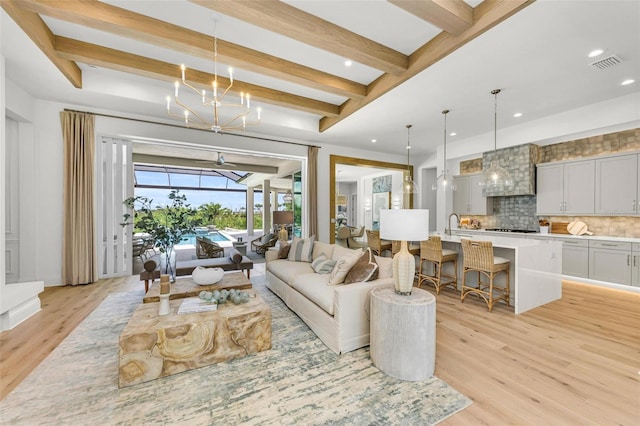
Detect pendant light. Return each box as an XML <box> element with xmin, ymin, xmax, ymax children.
<box><xmin>479</xmin><ymin>89</ymin><xmax>513</xmax><ymax>189</ymax></box>
<box><xmin>402</xmin><ymin>124</ymin><xmax>419</xmax><ymax>195</ymax></box>
<box><xmin>432</xmin><ymin>109</ymin><xmax>457</xmax><ymax>191</ymax></box>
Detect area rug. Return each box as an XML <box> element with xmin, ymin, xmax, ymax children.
<box><xmin>0</xmin><ymin>277</ymin><xmax>471</xmax><ymax>425</ymax></box>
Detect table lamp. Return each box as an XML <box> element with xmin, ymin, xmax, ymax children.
<box><xmin>273</xmin><ymin>211</ymin><xmax>294</xmax><ymax>241</ymax></box>
<box><xmin>380</xmin><ymin>209</ymin><xmax>430</xmax><ymax>295</ymax></box>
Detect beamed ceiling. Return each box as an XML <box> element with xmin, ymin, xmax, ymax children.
<box><xmin>2</xmin><ymin>1</ymin><xmax>639</xmax><ymax>158</ymax></box>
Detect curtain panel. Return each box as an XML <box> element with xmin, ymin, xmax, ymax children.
<box><xmin>61</xmin><ymin>111</ymin><xmax>98</xmax><ymax>285</ymax></box>
<box><xmin>307</xmin><ymin>146</ymin><xmax>318</xmax><ymax>238</ymax></box>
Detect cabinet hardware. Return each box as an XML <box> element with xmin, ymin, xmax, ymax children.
<box><xmin>634</xmin><ymin>255</ymin><xmax>637</xmax><ymax>267</ymax></box>
<box><xmin>628</xmin><ymin>255</ymin><xmax>631</xmax><ymax>266</ymax></box>
<box><xmin>601</xmin><ymin>243</ymin><xmax>619</xmax><ymax>247</ymax></box>
<box><xmin>559</xmin><ymin>202</ymin><xmax>563</xmax><ymax>211</ymax></box>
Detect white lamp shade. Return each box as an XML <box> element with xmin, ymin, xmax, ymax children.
<box><xmin>379</xmin><ymin>209</ymin><xmax>429</xmax><ymax>241</ymax></box>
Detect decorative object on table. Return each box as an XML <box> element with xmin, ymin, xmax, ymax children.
<box><xmin>479</xmin><ymin>89</ymin><xmax>514</xmax><ymax>190</ymax></box>
<box><xmin>199</xmin><ymin>288</ymin><xmax>250</xmax><ymax>305</ymax></box>
<box><xmin>158</xmin><ymin>275</ymin><xmax>171</xmax><ymax>316</ymax></box>
<box><xmin>539</xmin><ymin>219</ymin><xmax>550</xmax><ymax>234</ymax></box>
<box><xmin>191</xmin><ymin>266</ymin><xmax>224</xmax><ymax>285</ymax></box>
<box><xmin>380</xmin><ymin>209</ymin><xmax>430</xmax><ymax>295</ymax></box>
<box><xmin>273</xmin><ymin>210</ymin><xmax>294</xmax><ymax>242</ymax></box>
<box><xmin>177</xmin><ymin>297</ymin><xmax>218</xmax><ymax>315</ymax></box>
<box><xmin>122</xmin><ymin>189</ymin><xmax>196</xmax><ymax>282</ymax></box>
<box><xmin>433</xmin><ymin>109</ymin><xmax>457</xmax><ymax>192</ymax></box>
<box><xmin>402</xmin><ymin>124</ymin><xmax>419</xmax><ymax>194</ymax></box>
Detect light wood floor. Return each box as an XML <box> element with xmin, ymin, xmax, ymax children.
<box><xmin>1</xmin><ymin>268</ymin><xmax>639</xmax><ymax>425</ymax></box>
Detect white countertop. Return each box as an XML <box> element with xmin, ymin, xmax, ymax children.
<box><xmin>436</xmin><ymin>232</ymin><xmax>559</xmax><ymax>249</ymax></box>
<box><xmin>450</xmin><ymin>229</ymin><xmax>640</xmax><ymax>244</ymax></box>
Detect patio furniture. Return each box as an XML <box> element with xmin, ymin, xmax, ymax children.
<box><xmin>251</xmin><ymin>233</ymin><xmax>278</xmax><ymax>255</ymax></box>
<box><xmin>196</xmin><ymin>236</ymin><xmax>225</xmax><ymax>259</ymax></box>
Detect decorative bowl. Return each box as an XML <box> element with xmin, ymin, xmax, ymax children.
<box><xmin>192</xmin><ymin>266</ymin><xmax>224</xmax><ymax>285</ymax></box>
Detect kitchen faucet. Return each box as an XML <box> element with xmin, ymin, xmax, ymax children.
<box><xmin>446</xmin><ymin>213</ymin><xmax>460</xmax><ymax>236</ymax></box>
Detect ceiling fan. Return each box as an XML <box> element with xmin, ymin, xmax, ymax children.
<box><xmin>197</xmin><ymin>152</ymin><xmax>236</xmax><ymax>167</ymax></box>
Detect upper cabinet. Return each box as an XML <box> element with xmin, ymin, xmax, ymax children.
<box><xmin>595</xmin><ymin>153</ymin><xmax>639</xmax><ymax>215</ymax></box>
<box><xmin>536</xmin><ymin>160</ymin><xmax>595</xmax><ymax>215</ymax></box>
<box><xmin>453</xmin><ymin>173</ymin><xmax>493</xmax><ymax>215</ymax></box>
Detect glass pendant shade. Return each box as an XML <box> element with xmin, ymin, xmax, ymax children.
<box><xmin>432</xmin><ymin>170</ymin><xmax>457</xmax><ymax>191</ymax></box>
<box><xmin>479</xmin><ymin>160</ymin><xmax>513</xmax><ymax>188</ymax></box>
<box><xmin>433</xmin><ymin>109</ymin><xmax>456</xmax><ymax>192</ymax></box>
<box><xmin>479</xmin><ymin>89</ymin><xmax>513</xmax><ymax>189</ymax></box>
<box><xmin>402</xmin><ymin>124</ymin><xmax>419</xmax><ymax>195</ymax></box>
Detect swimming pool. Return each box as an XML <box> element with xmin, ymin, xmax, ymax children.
<box><xmin>178</xmin><ymin>230</ymin><xmax>233</xmax><ymax>246</ymax></box>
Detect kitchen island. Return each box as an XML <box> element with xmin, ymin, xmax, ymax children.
<box><xmin>436</xmin><ymin>233</ymin><xmax>563</xmax><ymax>314</ymax></box>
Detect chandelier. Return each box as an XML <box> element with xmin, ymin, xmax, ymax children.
<box><xmin>166</xmin><ymin>25</ymin><xmax>261</xmax><ymax>133</ymax></box>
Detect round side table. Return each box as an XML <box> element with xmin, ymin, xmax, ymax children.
<box><xmin>370</xmin><ymin>286</ymin><xmax>436</xmax><ymax>381</ymax></box>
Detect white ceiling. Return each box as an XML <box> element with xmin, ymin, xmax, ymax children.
<box><xmin>2</xmin><ymin>0</ymin><xmax>639</xmax><ymax>162</ymax></box>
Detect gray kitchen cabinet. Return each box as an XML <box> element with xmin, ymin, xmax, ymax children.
<box><xmin>588</xmin><ymin>240</ymin><xmax>633</xmax><ymax>286</ymax></box>
<box><xmin>555</xmin><ymin>237</ymin><xmax>589</xmax><ymax>279</ymax></box>
<box><xmin>536</xmin><ymin>160</ymin><xmax>595</xmax><ymax>215</ymax></box>
<box><xmin>633</xmin><ymin>243</ymin><xmax>640</xmax><ymax>287</ymax></box>
<box><xmin>452</xmin><ymin>173</ymin><xmax>493</xmax><ymax>215</ymax></box>
<box><xmin>595</xmin><ymin>153</ymin><xmax>638</xmax><ymax>215</ymax></box>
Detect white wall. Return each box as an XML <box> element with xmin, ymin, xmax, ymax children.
<box><xmin>2</xmin><ymin>58</ymin><xmax>43</xmax><ymax>330</ymax></box>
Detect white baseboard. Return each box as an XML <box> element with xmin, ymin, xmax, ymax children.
<box><xmin>1</xmin><ymin>280</ymin><xmax>44</xmax><ymax>331</ymax></box>
<box><xmin>1</xmin><ymin>295</ymin><xmax>41</xmax><ymax>331</ymax></box>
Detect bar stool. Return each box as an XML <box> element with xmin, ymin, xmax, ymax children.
<box><xmin>417</xmin><ymin>236</ymin><xmax>458</xmax><ymax>294</ymax></box>
<box><xmin>391</xmin><ymin>240</ymin><xmax>420</xmax><ymax>256</ymax></box>
<box><xmin>366</xmin><ymin>230</ymin><xmax>392</xmax><ymax>256</ymax></box>
<box><xmin>460</xmin><ymin>239</ymin><xmax>510</xmax><ymax>312</ymax></box>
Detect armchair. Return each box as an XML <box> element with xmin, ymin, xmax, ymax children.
<box><xmin>196</xmin><ymin>236</ymin><xmax>225</xmax><ymax>259</ymax></box>
<box><xmin>251</xmin><ymin>233</ymin><xmax>278</xmax><ymax>255</ymax></box>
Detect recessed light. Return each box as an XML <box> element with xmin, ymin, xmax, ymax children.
<box><xmin>621</xmin><ymin>79</ymin><xmax>635</xmax><ymax>86</ymax></box>
<box><xmin>513</xmin><ymin>112</ymin><xmax>523</xmax><ymax>118</ymax></box>
<box><xmin>588</xmin><ymin>49</ymin><xmax>604</xmax><ymax>58</ymax></box>
<box><xmin>371</xmin><ymin>139</ymin><xmax>377</xmax><ymax>143</ymax></box>
<box><xmin>449</xmin><ymin>132</ymin><xmax>456</xmax><ymax>136</ymax></box>
<box><xmin>344</xmin><ymin>60</ymin><xmax>352</xmax><ymax>67</ymax></box>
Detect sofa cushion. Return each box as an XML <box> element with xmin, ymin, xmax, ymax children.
<box><xmin>375</xmin><ymin>255</ymin><xmax>393</xmax><ymax>279</ymax></box>
<box><xmin>268</xmin><ymin>258</ymin><xmax>314</xmax><ymax>284</ymax></box>
<box><xmin>328</xmin><ymin>250</ymin><xmax>361</xmax><ymax>285</ymax></box>
<box><xmin>312</xmin><ymin>241</ymin><xmax>335</xmax><ymax>261</ymax></box>
<box><xmin>277</xmin><ymin>241</ymin><xmax>291</xmax><ymax>259</ymax></box>
<box><xmin>288</xmin><ymin>236</ymin><xmax>315</xmax><ymax>262</ymax></box>
<box><xmin>331</xmin><ymin>245</ymin><xmax>362</xmax><ymax>262</ymax></box>
<box><xmin>290</xmin><ymin>273</ymin><xmax>335</xmax><ymax>315</ymax></box>
<box><xmin>344</xmin><ymin>248</ymin><xmax>378</xmax><ymax>284</ymax></box>
<box><xmin>311</xmin><ymin>254</ymin><xmax>337</xmax><ymax>274</ymax></box>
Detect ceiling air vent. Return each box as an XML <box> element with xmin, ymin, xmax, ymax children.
<box><xmin>590</xmin><ymin>54</ymin><xmax>622</xmax><ymax>70</ymax></box>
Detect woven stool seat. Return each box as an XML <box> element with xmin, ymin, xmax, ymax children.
<box><xmin>460</xmin><ymin>239</ymin><xmax>510</xmax><ymax>312</ymax></box>
<box><xmin>417</xmin><ymin>236</ymin><xmax>458</xmax><ymax>294</ymax></box>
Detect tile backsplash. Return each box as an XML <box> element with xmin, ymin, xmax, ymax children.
<box><xmin>457</xmin><ymin>128</ymin><xmax>640</xmax><ymax>238</ymax></box>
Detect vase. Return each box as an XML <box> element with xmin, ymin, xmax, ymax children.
<box><xmin>160</xmin><ymin>246</ymin><xmax>177</xmax><ymax>283</ymax></box>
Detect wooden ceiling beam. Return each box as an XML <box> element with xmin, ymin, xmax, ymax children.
<box><xmin>12</xmin><ymin>0</ymin><xmax>366</xmax><ymax>99</ymax></box>
<box><xmin>54</xmin><ymin>37</ymin><xmax>340</xmax><ymax>117</ymax></box>
<box><xmin>1</xmin><ymin>0</ymin><xmax>82</xmax><ymax>88</ymax></box>
<box><xmin>191</xmin><ymin>0</ymin><xmax>408</xmax><ymax>75</ymax></box>
<box><xmin>388</xmin><ymin>0</ymin><xmax>474</xmax><ymax>35</ymax></box>
<box><xmin>320</xmin><ymin>0</ymin><xmax>535</xmax><ymax>132</ymax></box>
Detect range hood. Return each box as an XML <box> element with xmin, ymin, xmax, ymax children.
<box><xmin>481</xmin><ymin>144</ymin><xmax>538</xmax><ymax>196</ymax></box>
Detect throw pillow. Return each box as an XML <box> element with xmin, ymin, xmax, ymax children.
<box><xmin>311</xmin><ymin>254</ymin><xmax>337</xmax><ymax>274</ymax></box>
<box><xmin>229</xmin><ymin>248</ymin><xmax>243</xmax><ymax>264</ymax></box>
<box><xmin>277</xmin><ymin>241</ymin><xmax>291</xmax><ymax>259</ymax></box>
<box><xmin>288</xmin><ymin>236</ymin><xmax>315</xmax><ymax>262</ymax></box>
<box><xmin>328</xmin><ymin>251</ymin><xmax>361</xmax><ymax>285</ymax></box>
<box><xmin>344</xmin><ymin>248</ymin><xmax>379</xmax><ymax>284</ymax></box>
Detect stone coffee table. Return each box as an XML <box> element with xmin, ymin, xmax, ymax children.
<box><xmin>119</xmin><ymin>291</ymin><xmax>272</xmax><ymax>388</ymax></box>
<box><xmin>143</xmin><ymin>271</ymin><xmax>252</xmax><ymax>303</ymax></box>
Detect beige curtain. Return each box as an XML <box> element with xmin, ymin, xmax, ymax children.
<box><xmin>61</xmin><ymin>111</ymin><xmax>97</xmax><ymax>285</ymax></box>
<box><xmin>307</xmin><ymin>146</ymin><xmax>318</xmax><ymax>238</ymax></box>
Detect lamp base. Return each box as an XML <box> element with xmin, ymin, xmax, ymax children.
<box><xmin>392</xmin><ymin>240</ymin><xmax>416</xmax><ymax>295</ymax></box>
<box><xmin>278</xmin><ymin>227</ymin><xmax>288</xmax><ymax>242</ymax></box>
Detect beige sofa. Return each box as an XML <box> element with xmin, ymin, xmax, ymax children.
<box><xmin>265</xmin><ymin>241</ymin><xmax>394</xmax><ymax>354</ymax></box>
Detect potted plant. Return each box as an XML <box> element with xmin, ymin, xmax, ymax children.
<box><xmin>122</xmin><ymin>190</ymin><xmax>196</xmax><ymax>282</ymax></box>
